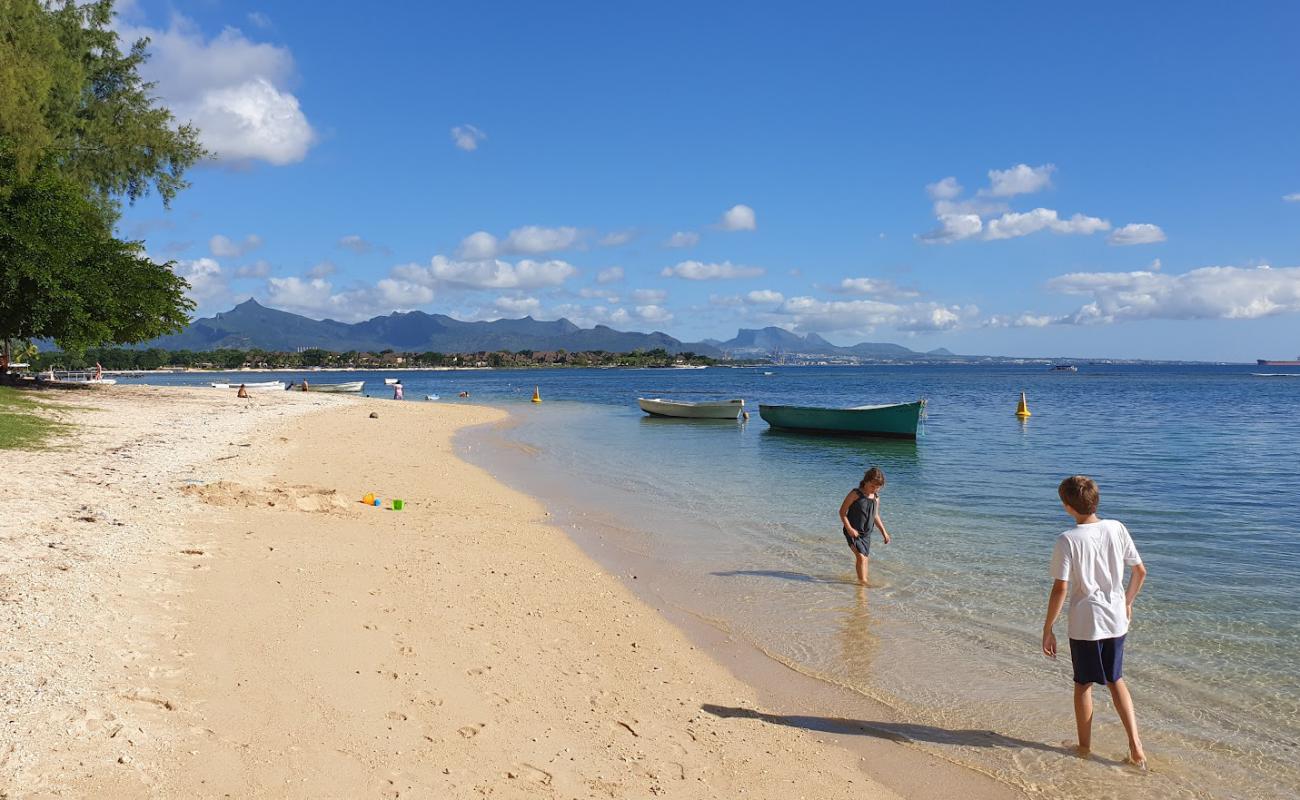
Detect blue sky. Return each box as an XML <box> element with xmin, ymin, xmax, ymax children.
<box><xmin>114</xmin><ymin>1</ymin><xmax>1300</xmax><ymax>360</ymax></box>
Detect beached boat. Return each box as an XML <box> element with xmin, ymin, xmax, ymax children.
<box><xmin>211</xmin><ymin>381</ymin><xmax>285</xmax><ymax>390</ymax></box>
<box><xmin>638</xmin><ymin>397</ymin><xmax>745</xmax><ymax>419</ymax></box>
<box><xmin>41</xmin><ymin>370</ymin><xmax>116</xmax><ymax>385</ymax></box>
<box><xmin>759</xmin><ymin>400</ymin><xmax>926</xmax><ymax>439</ymax></box>
<box><xmin>301</xmin><ymin>381</ymin><xmax>364</xmax><ymax>393</ymax></box>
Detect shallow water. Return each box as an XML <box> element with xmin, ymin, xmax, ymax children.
<box><xmin>128</xmin><ymin>365</ymin><xmax>1300</xmax><ymax>798</ymax></box>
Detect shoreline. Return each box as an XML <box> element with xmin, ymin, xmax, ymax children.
<box><xmin>2</xmin><ymin>386</ymin><xmax>1012</xmax><ymax>798</ymax></box>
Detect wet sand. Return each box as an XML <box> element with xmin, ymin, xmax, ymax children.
<box><xmin>0</xmin><ymin>387</ymin><xmax>1020</xmax><ymax>798</ymax></box>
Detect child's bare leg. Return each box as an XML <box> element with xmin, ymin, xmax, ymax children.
<box><xmin>1106</xmin><ymin>679</ymin><xmax>1145</xmax><ymax>765</ymax></box>
<box><xmin>1072</xmin><ymin>683</ymin><xmax>1093</xmax><ymax>757</ymax></box>
<box><xmin>855</xmin><ymin>553</ymin><xmax>869</xmax><ymax>585</ymax></box>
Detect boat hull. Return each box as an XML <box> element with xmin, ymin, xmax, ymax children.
<box><xmin>211</xmin><ymin>381</ymin><xmax>284</xmax><ymax>390</ymax></box>
<box><xmin>302</xmin><ymin>381</ymin><xmax>365</xmax><ymax>393</ymax></box>
<box><xmin>758</xmin><ymin>401</ymin><xmax>925</xmax><ymax>439</ymax></box>
<box><xmin>638</xmin><ymin>398</ymin><xmax>744</xmax><ymax>419</ymax></box>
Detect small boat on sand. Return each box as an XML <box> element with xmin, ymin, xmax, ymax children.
<box><xmin>638</xmin><ymin>398</ymin><xmax>745</xmax><ymax>419</ymax></box>
<box><xmin>302</xmin><ymin>381</ymin><xmax>364</xmax><ymax>393</ymax></box>
<box><xmin>211</xmin><ymin>381</ymin><xmax>284</xmax><ymax>390</ymax></box>
<box><xmin>759</xmin><ymin>400</ymin><xmax>926</xmax><ymax>439</ymax></box>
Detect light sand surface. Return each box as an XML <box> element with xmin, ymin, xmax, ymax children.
<box><xmin>1</xmin><ymin>388</ymin><xmax>1020</xmax><ymax>798</ymax></box>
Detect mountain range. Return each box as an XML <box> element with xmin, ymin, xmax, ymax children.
<box><xmin>143</xmin><ymin>299</ymin><xmax>957</xmax><ymax>360</ymax></box>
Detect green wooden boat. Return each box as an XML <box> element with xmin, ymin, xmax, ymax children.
<box><xmin>758</xmin><ymin>400</ymin><xmax>926</xmax><ymax>439</ymax></box>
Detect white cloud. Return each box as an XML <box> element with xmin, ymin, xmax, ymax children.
<box><xmin>1283</xmin><ymin>193</ymin><xmax>1300</xmax><ymax>203</ymax></box>
<box><xmin>235</xmin><ymin>259</ymin><xmax>271</xmax><ymax>278</ymax></box>
<box><xmin>545</xmin><ymin>303</ymin><xmax>671</xmax><ymax>329</ymax></box>
<box><xmin>173</xmin><ymin>257</ymin><xmax>229</xmax><ymax>306</ymax></box>
<box><xmin>599</xmin><ymin>230</ymin><xmax>635</xmax><ymax>246</ymax></box>
<box><xmin>495</xmin><ymin>296</ymin><xmax>542</xmax><ymax>315</ymax></box>
<box><xmin>393</xmin><ymin>255</ymin><xmax>579</xmax><ymax>290</ymax></box>
<box><xmin>918</xmin><ymin>213</ymin><xmax>983</xmax><ymax>243</ymax></box>
<box><xmin>246</xmin><ymin>11</ymin><xmax>272</xmax><ymax>29</ymax></box>
<box><xmin>981</xmin><ymin>163</ymin><xmax>1056</xmax><ymax>197</ymax></box>
<box><xmin>776</xmin><ymin>296</ymin><xmax>978</xmax><ymax>334</ymax></box>
<box><xmin>666</xmin><ymin>231</ymin><xmax>701</xmax><ymax>248</ymax></box>
<box><xmin>745</xmin><ymin>289</ymin><xmax>784</xmax><ymax>304</ymax></box>
<box><xmin>1107</xmin><ymin>223</ymin><xmax>1167</xmax><ymax>246</ymax></box>
<box><xmin>120</xmin><ymin>17</ymin><xmax>315</xmax><ymax>165</ymax></box>
<box><xmin>265</xmin><ymin>275</ymin><xmax>434</xmax><ymax>321</ymax></box>
<box><xmin>457</xmin><ymin>231</ymin><xmax>499</xmax><ymax>259</ymax></box>
<box><xmin>307</xmin><ymin>261</ymin><xmax>337</xmax><ymax>279</ymax></box>
<box><xmin>984</xmin><ymin>313</ymin><xmax>1055</xmax><ymax>328</ymax></box>
<box><xmin>708</xmin><ymin>294</ymin><xmax>745</xmax><ymax>307</ymax></box>
<box><xmin>635</xmin><ymin>305</ymin><xmax>673</xmax><ymax>323</ymax></box>
<box><xmin>595</xmin><ymin>266</ymin><xmax>624</xmax><ymax>284</ymax></box>
<box><xmin>457</xmin><ymin>226</ymin><xmax>581</xmax><ymax>258</ymax></box>
<box><xmin>209</xmin><ymin>233</ymin><xmax>262</xmax><ymax>258</ymax></box>
<box><xmin>631</xmin><ymin>288</ymin><xmax>668</xmax><ymax>303</ymax></box>
<box><xmin>835</xmin><ymin>277</ymin><xmax>919</xmax><ymax>299</ymax></box>
<box><xmin>451</xmin><ymin>124</ymin><xmax>486</xmax><ymax>151</ymax></box>
<box><xmin>504</xmin><ymin>225</ymin><xmax>581</xmax><ymax>254</ymax></box>
<box><xmin>661</xmin><ymin>260</ymin><xmax>764</xmax><ymax>280</ymax></box>
<box><xmin>1043</xmin><ymin>265</ymin><xmax>1300</xmax><ymax>324</ymax></box>
<box><xmin>579</xmin><ymin>287</ymin><xmax>620</xmax><ymax>301</ymax></box>
<box><xmin>984</xmin><ymin>208</ymin><xmax>1109</xmax><ymax>240</ymax></box>
<box><xmin>926</xmin><ymin>177</ymin><xmax>963</xmax><ymax>201</ymax></box>
<box><xmin>717</xmin><ymin>204</ymin><xmax>757</xmax><ymax>232</ymax></box>
<box><xmin>338</xmin><ymin>234</ymin><xmax>388</xmax><ymax>254</ymax></box>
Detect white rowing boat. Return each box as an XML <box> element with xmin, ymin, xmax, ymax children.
<box><xmin>384</xmin><ymin>378</ymin><xmax>399</xmax><ymax>385</ymax></box>
<box><xmin>211</xmin><ymin>381</ymin><xmax>285</xmax><ymax>390</ymax></box>
<box><xmin>637</xmin><ymin>397</ymin><xmax>745</xmax><ymax>419</ymax></box>
<box><xmin>301</xmin><ymin>381</ymin><xmax>365</xmax><ymax>393</ymax></box>
<box><xmin>425</xmin><ymin>394</ymin><xmax>440</xmax><ymax>401</ymax></box>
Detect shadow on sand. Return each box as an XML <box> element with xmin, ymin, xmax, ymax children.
<box><xmin>702</xmin><ymin>703</ymin><xmax>1075</xmax><ymax>755</ymax></box>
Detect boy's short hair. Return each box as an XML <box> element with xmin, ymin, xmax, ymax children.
<box><xmin>1058</xmin><ymin>475</ymin><xmax>1099</xmax><ymax>515</ymax></box>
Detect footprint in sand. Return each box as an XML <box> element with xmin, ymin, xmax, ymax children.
<box><xmin>457</xmin><ymin>724</ymin><xmax>483</xmax><ymax>739</ymax></box>
<box><xmin>385</xmin><ymin>711</ymin><xmax>408</xmax><ymax>722</ymax></box>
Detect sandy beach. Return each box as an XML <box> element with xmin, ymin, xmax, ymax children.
<box><xmin>0</xmin><ymin>387</ymin><xmax>1019</xmax><ymax>799</ymax></box>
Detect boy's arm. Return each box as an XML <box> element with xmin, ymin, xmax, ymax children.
<box><xmin>1126</xmin><ymin>562</ymin><xmax>1147</xmax><ymax>618</ymax></box>
<box><xmin>1042</xmin><ymin>579</ymin><xmax>1068</xmax><ymax>658</ymax></box>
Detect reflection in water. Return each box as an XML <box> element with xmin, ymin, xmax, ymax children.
<box><xmin>838</xmin><ymin>586</ymin><xmax>876</xmax><ymax>676</ymax></box>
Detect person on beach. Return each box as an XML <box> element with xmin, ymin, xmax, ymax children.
<box><xmin>236</xmin><ymin>383</ymin><xmax>249</xmax><ymax>398</ymax></box>
<box><xmin>837</xmin><ymin>467</ymin><xmax>891</xmax><ymax>585</ymax></box>
<box><xmin>393</xmin><ymin>380</ymin><xmax>403</xmax><ymax>400</ymax></box>
<box><xmin>1041</xmin><ymin>475</ymin><xmax>1148</xmax><ymax>767</ymax></box>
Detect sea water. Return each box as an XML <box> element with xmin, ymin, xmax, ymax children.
<box><xmin>126</xmin><ymin>365</ymin><xmax>1300</xmax><ymax>798</ymax></box>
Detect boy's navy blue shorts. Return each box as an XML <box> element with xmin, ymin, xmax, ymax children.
<box><xmin>843</xmin><ymin>527</ymin><xmax>871</xmax><ymax>556</ymax></box>
<box><xmin>1068</xmin><ymin>635</ymin><xmax>1126</xmax><ymax>685</ymax></box>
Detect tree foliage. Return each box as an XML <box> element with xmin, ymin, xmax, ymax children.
<box><xmin>0</xmin><ymin>0</ymin><xmax>205</xmax><ymax>367</ymax></box>
<box><xmin>0</xmin><ymin>171</ymin><xmax>193</xmax><ymax>351</ymax></box>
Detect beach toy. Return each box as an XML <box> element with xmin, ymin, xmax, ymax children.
<box><xmin>362</xmin><ymin>492</ymin><xmax>375</xmax><ymax>505</ymax></box>
<box><xmin>373</xmin><ymin>497</ymin><xmax>382</xmax><ymax>507</ymax></box>
<box><xmin>1015</xmin><ymin>391</ymin><xmax>1031</xmax><ymax>418</ymax></box>
<box><xmin>531</xmin><ymin>385</ymin><xmax>542</xmax><ymax>403</ymax></box>
<box><xmin>393</xmin><ymin>499</ymin><xmax>404</xmax><ymax>511</ymax></box>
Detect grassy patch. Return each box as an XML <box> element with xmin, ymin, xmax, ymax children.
<box><xmin>0</xmin><ymin>386</ymin><xmax>71</xmax><ymax>450</ymax></box>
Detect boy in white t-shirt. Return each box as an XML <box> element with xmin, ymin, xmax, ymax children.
<box><xmin>1041</xmin><ymin>475</ymin><xmax>1149</xmax><ymax>767</ymax></box>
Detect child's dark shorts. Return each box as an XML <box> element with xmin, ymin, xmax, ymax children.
<box><xmin>843</xmin><ymin>527</ymin><xmax>871</xmax><ymax>557</ymax></box>
<box><xmin>1068</xmin><ymin>635</ymin><xmax>1126</xmax><ymax>685</ymax></box>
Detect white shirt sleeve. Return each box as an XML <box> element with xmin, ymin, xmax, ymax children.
<box><xmin>1050</xmin><ymin>535</ymin><xmax>1070</xmax><ymax>581</ymax></box>
<box><xmin>1120</xmin><ymin>522</ymin><xmax>1142</xmax><ymax>566</ymax></box>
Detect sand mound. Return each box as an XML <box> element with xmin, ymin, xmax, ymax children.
<box><xmin>181</xmin><ymin>481</ymin><xmax>353</xmax><ymax>513</ymax></box>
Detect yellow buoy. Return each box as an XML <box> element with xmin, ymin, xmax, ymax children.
<box><xmin>531</xmin><ymin>385</ymin><xmax>542</xmax><ymax>403</ymax></box>
<box><xmin>1015</xmin><ymin>391</ymin><xmax>1031</xmax><ymax>418</ymax></box>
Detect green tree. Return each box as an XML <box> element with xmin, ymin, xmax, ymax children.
<box><xmin>0</xmin><ymin>0</ymin><xmax>205</xmax><ymax>370</ymax></box>
<box><xmin>0</xmin><ymin>172</ymin><xmax>193</xmax><ymax>358</ymax></box>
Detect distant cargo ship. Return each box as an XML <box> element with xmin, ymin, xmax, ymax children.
<box><xmin>1257</xmin><ymin>356</ymin><xmax>1300</xmax><ymax>366</ymax></box>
